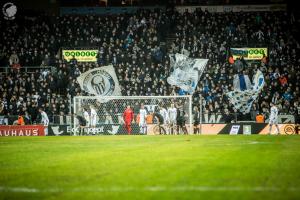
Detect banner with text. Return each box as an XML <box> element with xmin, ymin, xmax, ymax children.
<box><xmin>62</xmin><ymin>50</ymin><xmax>98</xmax><ymax>62</ymax></box>
<box><xmin>0</xmin><ymin>125</ymin><xmax>45</xmax><ymax>136</ymax></box>
<box><xmin>230</xmin><ymin>48</ymin><xmax>267</xmax><ymax>60</ymax></box>
<box><xmin>48</xmin><ymin>123</ymin><xmax>299</xmax><ymax>135</ymax></box>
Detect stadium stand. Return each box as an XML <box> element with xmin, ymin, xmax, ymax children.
<box><xmin>0</xmin><ymin>7</ymin><xmax>299</xmax><ymax>124</ymax></box>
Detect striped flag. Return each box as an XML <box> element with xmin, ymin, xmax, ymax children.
<box><xmin>226</xmin><ymin>70</ymin><xmax>264</xmax><ymax>114</ymax></box>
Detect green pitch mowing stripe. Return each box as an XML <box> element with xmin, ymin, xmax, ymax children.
<box><xmin>0</xmin><ymin>135</ymin><xmax>300</xmax><ymax>200</ymax></box>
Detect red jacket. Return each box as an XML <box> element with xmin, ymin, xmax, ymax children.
<box><xmin>123</xmin><ymin>108</ymin><xmax>134</xmax><ymax>123</ymax></box>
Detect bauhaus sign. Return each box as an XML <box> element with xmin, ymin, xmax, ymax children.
<box><xmin>0</xmin><ymin>125</ymin><xmax>45</xmax><ymax>136</ymax></box>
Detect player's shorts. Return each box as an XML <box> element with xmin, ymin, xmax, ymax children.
<box><xmin>177</xmin><ymin>116</ymin><xmax>186</xmax><ymax>126</ymax></box>
<box><xmin>139</xmin><ymin>119</ymin><xmax>146</xmax><ymax>127</ymax></box>
<box><xmin>169</xmin><ymin>119</ymin><xmax>176</xmax><ymax>125</ymax></box>
<box><xmin>90</xmin><ymin>119</ymin><xmax>97</xmax><ymax>126</ymax></box>
<box><xmin>163</xmin><ymin>120</ymin><xmax>168</xmax><ymax>126</ymax></box>
<box><xmin>194</xmin><ymin>120</ymin><xmax>200</xmax><ymax>126</ymax></box>
<box><xmin>269</xmin><ymin>117</ymin><xmax>278</xmax><ymax>125</ymax></box>
<box><xmin>79</xmin><ymin>121</ymin><xmax>86</xmax><ymax>126</ymax></box>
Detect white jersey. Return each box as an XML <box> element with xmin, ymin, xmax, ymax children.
<box><xmin>159</xmin><ymin>108</ymin><xmax>169</xmax><ymax>124</ymax></box>
<box><xmin>139</xmin><ymin>108</ymin><xmax>147</xmax><ymax>126</ymax></box>
<box><xmin>90</xmin><ymin>108</ymin><xmax>97</xmax><ymax>126</ymax></box>
<box><xmin>41</xmin><ymin>111</ymin><xmax>49</xmax><ymax>126</ymax></box>
<box><xmin>84</xmin><ymin>111</ymin><xmax>90</xmax><ymax>126</ymax></box>
<box><xmin>269</xmin><ymin>106</ymin><xmax>278</xmax><ymax>124</ymax></box>
<box><xmin>168</xmin><ymin>107</ymin><xmax>177</xmax><ymax>123</ymax></box>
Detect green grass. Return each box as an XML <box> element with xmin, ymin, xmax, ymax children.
<box><xmin>0</xmin><ymin>135</ymin><xmax>300</xmax><ymax>200</ymax></box>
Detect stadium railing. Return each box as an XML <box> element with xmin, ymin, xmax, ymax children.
<box><xmin>0</xmin><ymin>115</ymin><xmax>72</xmax><ymax>125</ymax></box>
<box><xmin>0</xmin><ymin>66</ymin><xmax>53</xmax><ymax>74</ymax></box>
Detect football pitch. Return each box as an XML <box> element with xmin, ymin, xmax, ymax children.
<box><xmin>0</xmin><ymin>135</ymin><xmax>300</xmax><ymax>200</ymax></box>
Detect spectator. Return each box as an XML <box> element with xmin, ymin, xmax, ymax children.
<box><xmin>0</xmin><ymin>9</ymin><xmax>298</xmax><ymax>123</ymax></box>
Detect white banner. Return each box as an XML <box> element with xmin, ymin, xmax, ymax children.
<box><xmin>77</xmin><ymin>65</ymin><xmax>121</xmax><ymax>96</ymax></box>
<box><xmin>167</xmin><ymin>53</ymin><xmax>208</xmax><ymax>94</ymax></box>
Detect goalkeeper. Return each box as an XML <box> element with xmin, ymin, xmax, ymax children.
<box><xmin>123</xmin><ymin>105</ymin><xmax>134</xmax><ymax>135</ymax></box>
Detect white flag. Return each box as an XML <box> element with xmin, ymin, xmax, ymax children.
<box><xmin>77</xmin><ymin>65</ymin><xmax>121</xmax><ymax>96</ymax></box>
<box><xmin>167</xmin><ymin>53</ymin><xmax>208</xmax><ymax>94</ymax></box>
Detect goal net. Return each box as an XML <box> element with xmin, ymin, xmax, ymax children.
<box><xmin>73</xmin><ymin>96</ymin><xmax>193</xmax><ymax>135</ymax></box>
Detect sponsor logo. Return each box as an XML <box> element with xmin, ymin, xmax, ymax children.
<box><xmin>0</xmin><ymin>129</ymin><xmax>39</xmax><ymax>136</ymax></box>
<box><xmin>64</xmin><ymin>125</ymin><xmax>120</xmax><ymax>135</ymax></box>
<box><xmin>284</xmin><ymin>125</ymin><xmax>296</xmax><ymax>135</ymax></box>
<box><xmin>243</xmin><ymin>125</ymin><xmax>251</xmax><ymax>135</ymax></box>
<box><xmin>83</xmin><ymin>70</ymin><xmax>115</xmax><ymax>96</ymax></box>
<box><xmin>2</xmin><ymin>2</ymin><xmax>17</xmax><ymax>20</ymax></box>
<box><xmin>107</xmin><ymin>125</ymin><xmax>119</xmax><ymax>135</ymax></box>
<box><xmin>230</xmin><ymin>48</ymin><xmax>267</xmax><ymax>60</ymax></box>
<box><xmin>50</xmin><ymin>126</ymin><xmax>63</xmax><ymax>136</ymax></box>
<box><xmin>0</xmin><ymin>125</ymin><xmax>45</xmax><ymax>136</ymax></box>
<box><xmin>84</xmin><ymin>126</ymin><xmax>119</xmax><ymax>135</ymax></box>
<box><xmin>229</xmin><ymin>125</ymin><xmax>240</xmax><ymax>135</ymax></box>
<box><xmin>62</xmin><ymin>50</ymin><xmax>98</xmax><ymax>62</ymax></box>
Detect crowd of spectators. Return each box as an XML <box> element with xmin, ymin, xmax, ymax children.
<box><xmin>0</xmin><ymin>7</ymin><xmax>299</xmax><ymax>123</ymax></box>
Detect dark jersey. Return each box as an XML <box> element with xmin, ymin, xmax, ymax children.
<box><xmin>76</xmin><ymin>115</ymin><xmax>87</xmax><ymax>126</ymax></box>
<box><xmin>153</xmin><ymin>112</ymin><xmax>164</xmax><ymax>124</ymax></box>
<box><xmin>177</xmin><ymin>108</ymin><xmax>186</xmax><ymax>125</ymax></box>
<box><xmin>193</xmin><ymin>110</ymin><xmax>200</xmax><ymax>125</ymax></box>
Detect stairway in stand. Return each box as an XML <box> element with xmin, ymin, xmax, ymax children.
<box><xmin>160</xmin><ymin>33</ymin><xmax>177</xmax><ymax>54</ymax></box>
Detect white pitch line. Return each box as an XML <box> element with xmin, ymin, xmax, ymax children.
<box><xmin>202</xmin><ymin>141</ymin><xmax>272</xmax><ymax>146</ymax></box>
<box><xmin>0</xmin><ymin>186</ymin><xmax>299</xmax><ymax>193</ymax></box>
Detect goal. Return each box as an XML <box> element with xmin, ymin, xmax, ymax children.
<box><xmin>73</xmin><ymin>96</ymin><xmax>193</xmax><ymax>135</ymax></box>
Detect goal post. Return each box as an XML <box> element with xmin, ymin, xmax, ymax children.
<box><xmin>73</xmin><ymin>95</ymin><xmax>193</xmax><ymax>135</ymax></box>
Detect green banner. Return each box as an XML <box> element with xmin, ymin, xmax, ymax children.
<box><xmin>62</xmin><ymin>50</ymin><xmax>98</xmax><ymax>62</ymax></box>
<box><xmin>230</xmin><ymin>48</ymin><xmax>267</xmax><ymax>60</ymax></box>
